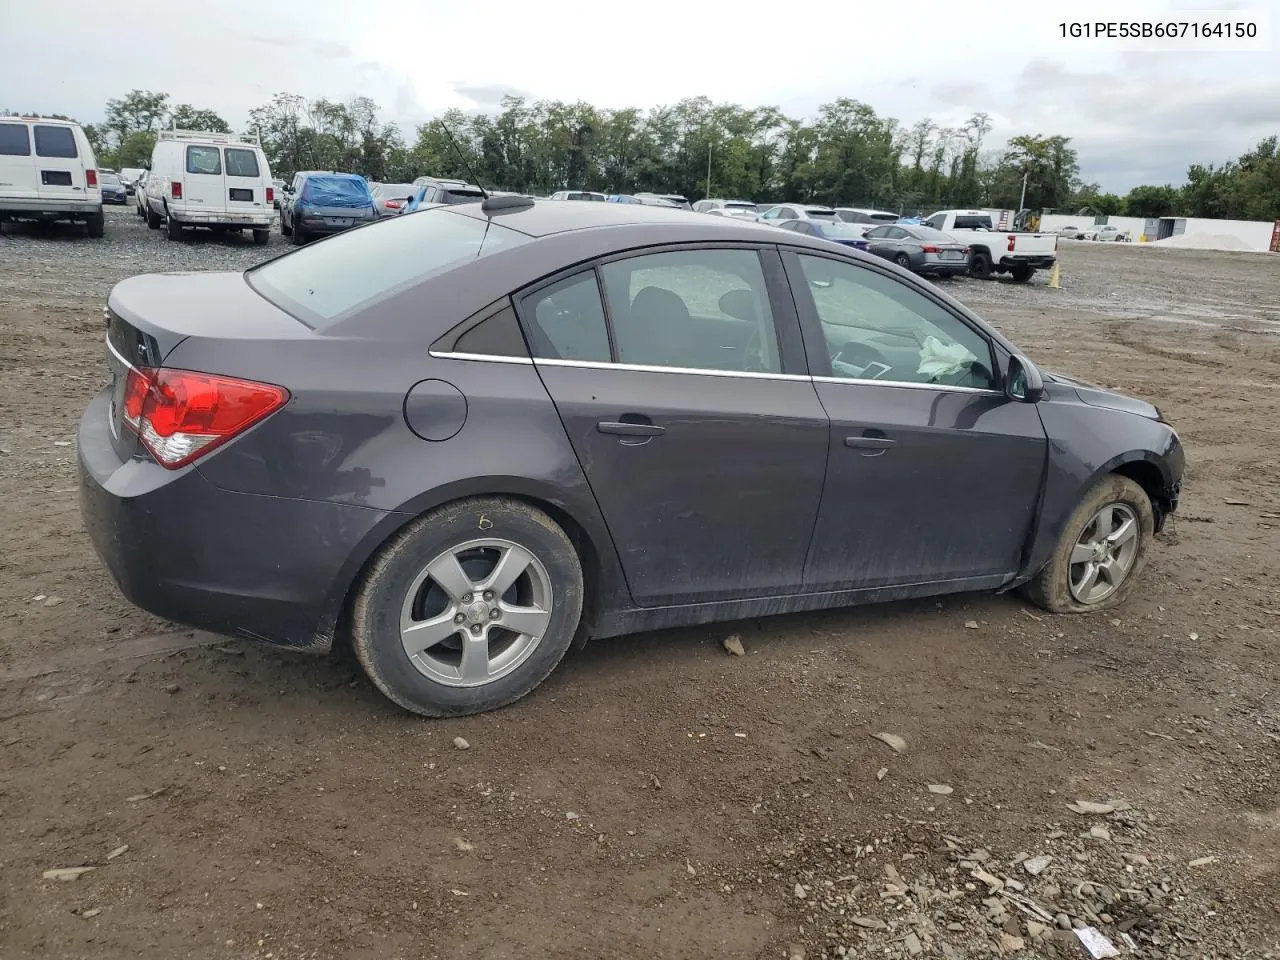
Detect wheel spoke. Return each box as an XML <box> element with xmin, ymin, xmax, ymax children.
<box><xmin>458</xmin><ymin>634</ymin><xmax>491</xmax><ymax>682</ymax></box>
<box><xmin>1075</xmin><ymin>562</ymin><xmax>1100</xmax><ymax>596</ymax></box>
<box><xmin>1070</xmin><ymin>542</ymin><xmax>1096</xmax><ymax>564</ymax></box>
<box><xmin>481</xmin><ymin>544</ymin><xmax>534</xmax><ymax>599</ymax></box>
<box><xmin>498</xmin><ymin>603</ymin><xmax>552</xmax><ymax>639</ymax></box>
<box><xmin>426</xmin><ymin>552</ymin><xmax>476</xmax><ymax>603</ymax></box>
<box><xmin>1107</xmin><ymin>517</ymin><xmax>1137</xmax><ymax>546</ymax></box>
<box><xmin>1093</xmin><ymin>504</ymin><xmax>1114</xmax><ymax>538</ymax></box>
<box><xmin>400</xmin><ymin>611</ymin><xmax>462</xmax><ymax>652</ymax></box>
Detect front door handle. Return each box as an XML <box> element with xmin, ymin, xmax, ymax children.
<box><xmin>598</xmin><ymin>421</ymin><xmax>665</xmax><ymax>437</ymax></box>
<box><xmin>845</xmin><ymin>434</ymin><xmax>895</xmax><ymax>456</ymax></box>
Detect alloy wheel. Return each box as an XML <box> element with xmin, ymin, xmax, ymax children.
<box><xmin>399</xmin><ymin>538</ymin><xmax>554</xmax><ymax>687</ymax></box>
<box><xmin>1068</xmin><ymin>502</ymin><xmax>1140</xmax><ymax>604</ymax></box>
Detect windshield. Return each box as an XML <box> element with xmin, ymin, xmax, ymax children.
<box><xmin>301</xmin><ymin>176</ymin><xmax>371</xmax><ymax>207</ymax></box>
<box><xmin>376</xmin><ymin>183</ymin><xmax>415</xmax><ymax>198</ymax></box>
<box><xmin>907</xmin><ymin>226</ymin><xmax>959</xmax><ymax>242</ymax></box>
<box><xmin>101</xmin><ymin>173</ymin><xmax>121</xmax><ymax>185</ymax></box>
<box><xmin>724</xmin><ymin>201</ymin><xmax>756</xmax><ymax>210</ymax></box>
<box><xmin>247</xmin><ymin>208</ymin><xmax>529</xmax><ymax>328</ymax></box>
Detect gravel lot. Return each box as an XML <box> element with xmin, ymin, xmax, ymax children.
<box><xmin>1</xmin><ymin>206</ymin><xmax>1278</xmax><ymax>960</ymax></box>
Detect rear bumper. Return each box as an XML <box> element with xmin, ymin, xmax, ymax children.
<box><xmin>76</xmin><ymin>389</ymin><xmax>395</xmax><ymax>652</ymax></box>
<box><xmin>170</xmin><ymin>208</ymin><xmax>272</xmax><ymax>228</ymax></box>
<box><xmin>1</xmin><ymin>198</ymin><xmax>103</xmax><ymax>219</ymax></box>
<box><xmin>299</xmin><ymin>218</ymin><xmax>372</xmax><ymax>235</ymax></box>
<box><xmin>999</xmin><ymin>256</ymin><xmax>1055</xmax><ymax>269</ymax></box>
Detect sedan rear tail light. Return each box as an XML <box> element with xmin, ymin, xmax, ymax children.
<box><xmin>385</xmin><ymin>199</ymin><xmax>403</xmax><ymax>209</ymax></box>
<box><xmin>86</xmin><ymin>169</ymin><xmax>98</xmax><ymax>187</ymax></box>
<box><xmin>266</xmin><ymin>187</ymin><xmax>274</xmax><ymax>204</ymax></box>
<box><xmin>121</xmin><ymin>367</ymin><xmax>289</xmax><ymax>469</ymax></box>
<box><xmin>171</xmin><ymin>181</ymin><xmax>183</xmax><ymax>199</ymax></box>
<box><xmin>920</xmin><ymin>245</ymin><xmax>940</xmax><ymax>254</ymax></box>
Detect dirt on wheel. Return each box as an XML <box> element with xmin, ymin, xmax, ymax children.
<box><xmin>1</xmin><ymin>214</ymin><xmax>1278</xmax><ymax>959</ymax></box>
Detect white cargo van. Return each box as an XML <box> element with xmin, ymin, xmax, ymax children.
<box><xmin>143</xmin><ymin>129</ymin><xmax>274</xmax><ymax>244</ymax></box>
<box><xmin>0</xmin><ymin>117</ymin><xmax>104</xmax><ymax>236</ymax></box>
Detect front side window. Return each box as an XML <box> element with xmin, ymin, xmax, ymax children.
<box><xmin>186</xmin><ymin>145</ymin><xmax>222</xmax><ymax>175</ymax></box>
<box><xmin>522</xmin><ymin>273</ymin><xmax>612</xmax><ymax>363</ymax></box>
<box><xmin>0</xmin><ymin>123</ymin><xmax>31</xmax><ymax>156</ymax></box>
<box><xmin>797</xmin><ymin>254</ymin><xmax>995</xmax><ymax>389</ymax></box>
<box><xmin>224</xmin><ymin>148</ymin><xmax>260</xmax><ymax>178</ymax></box>
<box><xmin>33</xmin><ymin>125</ymin><xmax>77</xmax><ymax>158</ymax></box>
<box><xmin>599</xmin><ymin>248</ymin><xmax>781</xmax><ymax>374</ymax></box>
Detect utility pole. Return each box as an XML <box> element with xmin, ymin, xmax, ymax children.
<box><xmin>1018</xmin><ymin>169</ymin><xmax>1028</xmax><ymax>213</ymax></box>
<box><xmin>706</xmin><ymin>142</ymin><xmax>713</xmax><ymax>199</ymax></box>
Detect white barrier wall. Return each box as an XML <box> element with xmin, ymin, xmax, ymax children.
<box><xmin>1180</xmin><ymin>218</ymin><xmax>1275</xmax><ymax>251</ymax></box>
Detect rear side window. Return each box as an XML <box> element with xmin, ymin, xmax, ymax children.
<box><xmin>224</xmin><ymin>148</ymin><xmax>260</xmax><ymax>178</ymax></box>
<box><xmin>33</xmin><ymin>125</ymin><xmax>77</xmax><ymax>158</ymax></box>
<box><xmin>0</xmin><ymin>123</ymin><xmax>31</xmax><ymax>156</ymax></box>
<box><xmin>186</xmin><ymin>145</ymin><xmax>222</xmax><ymax>175</ymax></box>
<box><xmin>522</xmin><ymin>273</ymin><xmax>612</xmax><ymax>363</ymax></box>
<box><xmin>247</xmin><ymin>208</ymin><xmax>529</xmax><ymax>327</ymax></box>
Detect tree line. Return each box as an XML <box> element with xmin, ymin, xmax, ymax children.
<box><xmin>6</xmin><ymin>90</ymin><xmax>1278</xmax><ymax>222</ymax></box>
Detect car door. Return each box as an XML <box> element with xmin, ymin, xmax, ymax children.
<box><xmin>782</xmin><ymin>250</ymin><xmax>1047</xmax><ymax>590</ymax></box>
<box><xmin>862</xmin><ymin>225</ymin><xmax>894</xmax><ymax>259</ymax></box>
<box><xmin>224</xmin><ymin>145</ymin><xmax>267</xmax><ymax>218</ymax></box>
<box><xmin>516</xmin><ymin>246</ymin><xmax>829</xmax><ymax>607</ymax></box>
<box><xmin>181</xmin><ymin>143</ymin><xmax>226</xmax><ymax>213</ymax></box>
<box><xmin>31</xmin><ymin>124</ymin><xmax>87</xmax><ymax>206</ymax></box>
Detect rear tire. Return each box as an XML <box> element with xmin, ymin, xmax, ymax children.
<box><xmin>147</xmin><ymin>204</ymin><xmax>161</xmax><ymax>229</ymax></box>
<box><xmin>968</xmin><ymin>251</ymin><xmax>993</xmax><ymax>279</ymax></box>
<box><xmin>351</xmin><ymin>497</ymin><xmax>584</xmax><ymax>718</ymax></box>
<box><xmin>1022</xmin><ymin>475</ymin><xmax>1154</xmax><ymax>614</ymax></box>
<box><xmin>894</xmin><ymin>252</ymin><xmax>912</xmax><ymax>270</ymax></box>
<box><xmin>1010</xmin><ymin>264</ymin><xmax>1034</xmax><ymax>283</ymax></box>
<box><xmin>253</xmin><ymin>228</ymin><xmax>269</xmax><ymax>246</ymax></box>
<box><xmin>166</xmin><ymin>215</ymin><xmax>182</xmax><ymax>241</ymax></box>
<box><xmin>280</xmin><ymin>213</ymin><xmax>292</xmax><ymax>237</ymax></box>
<box><xmin>291</xmin><ymin>222</ymin><xmax>307</xmax><ymax>245</ymax></box>
<box><xmin>86</xmin><ymin>213</ymin><xmax>104</xmax><ymax>239</ymax></box>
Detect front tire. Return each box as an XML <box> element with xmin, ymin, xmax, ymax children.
<box><xmin>1023</xmin><ymin>475</ymin><xmax>1154</xmax><ymax>614</ymax></box>
<box><xmin>292</xmin><ymin>221</ymin><xmax>306</xmax><ymax>245</ymax></box>
<box><xmin>147</xmin><ymin>204</ymin><xmax>161</xmax><ymax>229</ymax></box>
<box><xmin>352</xmin><ymin>497</ymin><xmax>584</xmax><ymax>717</ymax></box>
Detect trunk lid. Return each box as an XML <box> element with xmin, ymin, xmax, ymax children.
<box><xmin>102</xmin><ymin>272</ymin><xmax>310</xmax><ymax>461</ymax></box>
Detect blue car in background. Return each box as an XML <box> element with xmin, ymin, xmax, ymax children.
<box><xmin>280</xmin><ymin>172</ymin><xmax>375</xmax><ymax>245</ymax></box>
<box><xmin>99</xmin><ymin>172</ymin><xmax>128</xmax><ymax>205</ymax></box>
<box><xmin>776</xmin><ymin>218</ymin><xmax>870</xmax><ymax>250</ymax></box>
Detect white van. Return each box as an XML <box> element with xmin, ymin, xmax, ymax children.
<box><xmin>143</xmin><ymin>129</ymin><xmax>274</xmax><ymax>244</ymax></box>
<box><xmin>0</xmin><ymin>117</ymin><xmax>104</xmax><ymax>236</ymax></box>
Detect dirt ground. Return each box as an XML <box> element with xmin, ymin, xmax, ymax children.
<box><xmin>1</xmin><ymin>213</ymin><xmax>1278</xmax><ymax>960</ymax></box>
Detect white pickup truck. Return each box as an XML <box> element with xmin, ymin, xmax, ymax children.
<box><xmin>923</xmin><ymin>210</ymin><xmax>1058</xmax><ymax>283</ymax></box>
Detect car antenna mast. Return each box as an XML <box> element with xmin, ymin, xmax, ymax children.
<box><xmin>437</xmin><ymin>121</ymin><xmax>488</xmax><ymax>200</ymax></box>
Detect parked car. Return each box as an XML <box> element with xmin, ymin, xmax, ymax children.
<box><xmin>1090</xmin><ymin>225</ymin><xmax>1130</xmax><ymax>242</ymax></box>
<box><xmin>548</xmin><ymin>190</ymin><xmax>607</xmax><ymax>201</ymax></box>
<box><xmin>279</xmin><ymin>172</ymin><xmax>374</xmax><ymax>243</ymax></box>
<box><xmin>923</xmin><ymin>210</ymin><xmax>1058</xmax><ymax>282</ymax></box>
<box><xmin>119</xmin><ymin>167</ymin><xmax>145</xmax><ymax>195</ymax></box>
<box><xmin>606</xmin><ymin>194</ymin><xmax>642</xmax><ymax>203</ymax></box>
<box><xmin>862</xmin><ymin>224</ymin><xmax>970</xmax><ymax>277</ymax></box>
<box><xmin>694</xmin><ymin>198</ymin><xmax>757</xmax><ymax>215</ymax></box>
<box><xmin>758</xmin><ymin>203</ymin><xmax>838</xmax><ymax>226</ymax></box>
<box><xmin>79</xmin><ymin>199</ymin><xmax>1183</xmax><ymax>719</ymax></box>
<box><xmin>0</xmin><ymin>116</ymin><xmax>104</xmax><ymax>236</ymax></box>
<box><xmin>704</xmin><ymin>207</ymin><xmax>761</xmax><ymax>222</ymax></box>
<box><xmin>371</xmin><ymin>182</ymin><xmax>416</xmax><ymax>217</ymax></box>
<box><xmin>134</xmin><ymin>170</ymin><xmax>150</xmax><ymax>218</ymax></box>
<box><xmin>834</xmin><ymin>207</ymin><xmax>899</xmax><ymax>227</ymax></box>
<box><xmin>143</xmin><ymin>129</ymin><xmax>274</xmax><ymax>244</ymax></box>
<box><xmin>99</xmin><ymin>171</ymin><xmax>128</xmax><ymax>205</ymax></box>
<box><xmin>271</xmin><ymin>179</ymin><xmax>286</xmax><ymax>209</ymax></box>
<box><xmin>777</xmin><ymin>218</ymin><xmax>868</xmax><ymax>250</ymax></box>
<box><xmin>404</xmin><ymin>178</ymin><xmax>486</xmax><ymax>213</ymax></box>
<box><xmin>636</xmin><ymin>192</ymin><xmax>691</xmax><ymax>209</ymax></box>
<box><xmin>1058</xmin><ymin>225</ymin><xmax>1086</xmax><ymax>239</ymax></box>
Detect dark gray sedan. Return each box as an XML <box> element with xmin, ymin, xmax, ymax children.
<box><xmin>78</xmin><ymin>200</ymin><xmax>1184</xmax><ymax>718</ymax></box>
<box><xmin>864</xmin><ymin>223</ymin><xmax>970</xmax><ymax>277</ymax></box>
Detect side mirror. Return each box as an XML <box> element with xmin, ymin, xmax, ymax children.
<box><xmin>1007</xmin><ymin>355</ymin><xmax>1044</xmax><ymax>403</ymax></box>
<box><xmin>142</xmin><ymin>161</ymin><xmax>151</xmax><ymax>171</ymax></box>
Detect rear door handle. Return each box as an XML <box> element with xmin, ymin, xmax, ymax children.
<box><xmin>598</xmin><ymin>421</ymin><xmax>665</xmax><ymax>437</ymax></box>
<box><xmin>845</xmin><ymin>435</ymin><xmax>895</xmax><ymax>456</ymax></box>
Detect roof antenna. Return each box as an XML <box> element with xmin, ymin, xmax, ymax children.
<box><xmin>437</xmin><ymin>119</ymin><xmax>533</xmax><ymax>215</ymax></box>
<box><xmin>437</xmin><ymin>120</ymin><xmax>488</xmax><ymax>200</ymax></box>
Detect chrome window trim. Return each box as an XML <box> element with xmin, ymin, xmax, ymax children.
<box><xmin>428</xmin><ymin>350</ymin><xmax>534</xmax><ymax>365</ymax></box>
<box><xmin>533</xmin><ymin>357</ymin><xmax>811</xmax><ymax>382</ymax></box>
<box><xmin>429</xmin><ymin>350</ymin><xmax>1002</xmax><ymax>394</ymax></box>
<box><xmin>105</xmin><ymin>334</ymin><xmax>135</xmax><ymax>371</ymax></box>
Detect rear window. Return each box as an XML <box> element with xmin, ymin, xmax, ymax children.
<box><xmin>724</xmin><ymin>201</ymin><xmax>755</xmax><ymax>211</ymax></box>
<box><xmin>953</xmin><ymin>215</ymin><xmax>993</xmax><ymax>230</ymax></box>
<box><xmin>101</xmin><ymin>173</ymin><xmax>121</xmax><ymax>185</ymax></box>
<box><xmin>301</xmin><ymin>175</ymin><xmax>372</xmax><ymax>206</ymax></box>
<box><xmin>246</xmin><ymin>208</ymin><xmax>530</xmax><ymax>327</ymax></box>
<box><xmin>805</xmin><ymin>209</ymin><xmax>837</xmax><ymax>221</ymax></box>
<box><xmin>440</xmin><ymin>189</ymin><xmax>485</xmax><ymax>204</ymax></box>
<box><xmin>186</xmin><ymin>145</ymin><xmax>222</xmax><ymax>175</ymax></box>
<box><xmin>224</xmin><ymin>148</ymin><xmax>260</xmax><ymax>178</ymax></box>
<box><xmin>0</xmin><ymin>122</ymin><xmax>31</xmax><ymax>156</ymax></box>
<box><xmin>33</xmin><ymin>125</ymin><xmax>77</xmax><ymax>158</ymax></box>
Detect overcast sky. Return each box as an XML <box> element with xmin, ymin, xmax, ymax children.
<box><xmin>2</xmin><ymin>0</ymin><xmax>1276</xmax><ymax>192</ymax></box>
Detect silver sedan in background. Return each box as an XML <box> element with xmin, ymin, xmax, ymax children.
<box><xmin>370</xmin><ymin>182</ymin><xmax>417</xmax><ymax>217</ymax></box>
<box><xmin>862</xmin><ymin>224</ymin><xmax>970</xmax><ymax>278</ymax></box>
